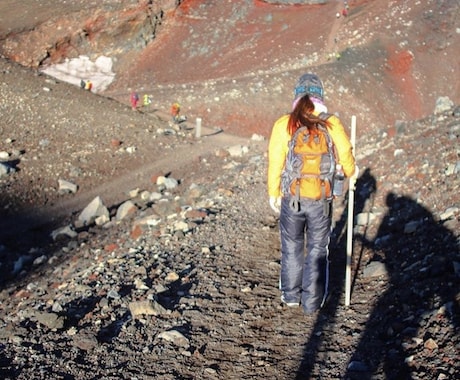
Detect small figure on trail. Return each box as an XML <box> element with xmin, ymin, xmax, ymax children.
<box><xmin>342</xmin><ymin>8</ymin><xmax>348</xmax><ymax>17</ymax></box>
<box><xmin>130</xmin><ymin>92</ymin><xmax>139</xmax><ymax>111</ymax></box>
<box><xmin>80</xmin><ymin>79</ymin><xmax>92</xmax><ymax>91</ymax></box>
<box><xmin>170</xmin><ymin>102</ymin><xmax>187</xmax><ymax>124</ymax></box>
<box><xmin>84</xmin><ymin>80</ymin><xmax>92</xmax><ymax>91</ymax></box>
<box><xmin>267</xmin><ymin>73</ymin><xmax>356</xmax><ymax>314</ymax></box>
<box><xmin>171</xmin><ymin>102</ymin><xmax>180</xmax><ymax>121</ymax></box>
<box><xmin>143</xmin><ymin>94</ymin><xmax>153</xmax><ymax>107</ymax></box>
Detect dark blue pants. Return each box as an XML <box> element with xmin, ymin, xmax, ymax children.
<box><xmin>279</xmin><ymin>196</ymin><xmax>331</xmax><ymax>313</ymax></box>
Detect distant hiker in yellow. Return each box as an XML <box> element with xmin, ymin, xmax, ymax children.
<box><xmin>143</xmin><ymin>94</ymin><xmax>152</xmax><ymax>107</ymax></box>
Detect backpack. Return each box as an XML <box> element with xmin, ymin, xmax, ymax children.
<box><xmin>281</xmin><ymin>112</ymin><xmax>337</xmax><ymax>211</ymax></box>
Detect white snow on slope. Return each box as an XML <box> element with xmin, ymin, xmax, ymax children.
<box><xmin>41</xmin><ymin>55</ymin><xmax>115</xmax><ymax>93</ymax></box>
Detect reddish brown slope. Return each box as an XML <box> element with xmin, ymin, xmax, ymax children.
<box><xmin>107</xmin><ymin>0</ymin><xmax>459</xmax><ymax>137</ymax></box>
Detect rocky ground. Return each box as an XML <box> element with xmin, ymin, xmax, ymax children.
<box><xmin>0</xmin><ymin>1</ymin><xmax>459</xmax><ymax>380</ymax></box>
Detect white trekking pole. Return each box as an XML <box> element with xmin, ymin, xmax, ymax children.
<box><xmin>345</xmin><ymin>115</ymin><xmax>357</xmax><ymax>307</ymax></box>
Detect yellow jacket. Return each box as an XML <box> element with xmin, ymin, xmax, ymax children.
<box><xmin>268</xmin><ymin>113</ymin><xmax>355</xmax><ymax>198</ymax></box>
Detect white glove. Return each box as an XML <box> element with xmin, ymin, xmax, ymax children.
<box><xmin>269</xmin><ymin>196</ymin><xmax>281</xmax><ymax>214</ymax></box>
<box><xmin>353</xmin><ymin>164</ymin><xmax>360</xmax><ymax>178</ymax></box>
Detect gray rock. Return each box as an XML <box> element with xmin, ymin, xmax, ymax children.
<box><xmin>32</xmin><ymin>311</ymin><xmax>64</xmax><ymax>330</ymax></box>
<box><xmin>107</xmin><ymin>289</ymin><xmax>121</xmax><ymax>299</ymax></box>
<box><xmin>251</xmin><ymin>133</ymin><xmax>265</xmax><ymax>141</ymax></box>
<box><xmin>156</xmin><ymin>175</ymin><xmax>179</xmax><ymax>189</ymax></box>
<box><xmin>149</xmin><ymin>191</ymin><xmax>163</xmax><ymax>201</ymax></box>
<box><xmin>157</xmin><ymin>329</ymin><xmax>189</xmax><ymax>348</ymax></box>
<box><xmin>58</xmin><ymin>179</ymin><xmax>78</xmax><ymax>194</ymax></box>
<box><xmin>51</xmin><ymin>301</ymin><xmax>63</xmax><ymax>313</ymax></box>
<box><xmin>50</xmin><ymin>225</ymin><xmax>78</xmax><ymax>241</ymax></box>
<box><xmin>39</xmin><ymin>138</ymin><xmax>50</xmax><ymax>148</ymax></box>
<box><xmin>347</xmin><ymin>360</ymin><xmax>370</xmax><ymax>372</ymax></box>
<box><xmin>355</xmin><ymin>212</ymin><xmax>376</xmax><ymax>226</ymax></box>
<box><xmin>116</xmin><ymin>200</ymin><xmax>137</xmax><ymax>221</ymax></box>
<box><xmin>32</xmin><ymin>255</ymin><xmax>47</xmax><ymax>266</ymax></box>
<box><xmin>0</xmin><ymin>162</ymin><xmax>13</xmax><ymax>176</ymax></box>
<box><xmin>444</xmin><ymin>162</ymin><xmax>457</xmax><ymax>176</ymax></box>
<box><xmin>439</xmin><ymin>206</ymin><xmax>459</xmax><ymax>221</ymax></box>
<box><xmin>133</xmin><ymin>213</ymin><xmax>162</xmax><ymax>227</ymax></box>
<box><xmin>173</xmin><ymin>220</ymin><xmax>189</xmax><ymax>233</ymax></box>
<box><xmin>72</xmin><ymin>330</ymin><xmax>98</xmax><ymax>351</ymax></box>
<box><xmin>363</xmin><ymin>261</ymin><xmax>388</xmax><ymax>278</ymax></box>
<box><xmin>128</xmin><ymin>300</ymin><xmax>167</xmax><ymax>319</ymax></box>
<box><xmin>77</xmin><ymin>196</ymin><xmax>109</xmax><ymax>226</ymax></box>
<box><xmin>404</xmin><ymin>220</ymin><xmax>421</xmax><ymax>234</ymax></box>
<box><xmin>227</xmin><ymin>144</ymin><xmax>249</xmax><ymax>157</ymax></box>
<box><xmin>95</xmin><ymin>214</ymin><xmax>110</xmax><ymax>226</ymax></box>
<box><xmin>434</xmin><ymin>96</ymin><xmax>454</xmax><ymax>114</ymax></box>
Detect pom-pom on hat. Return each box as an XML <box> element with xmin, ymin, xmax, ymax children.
<box><xmin>293</xmin><ymin>73</ymin><xmax>324</xmax><ymax>102</ymax></box>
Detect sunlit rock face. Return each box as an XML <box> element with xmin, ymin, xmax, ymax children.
<box><xmin>0</xmin><ymin>1</ymin><xmax>177</xmax><ymax>68</ymax></box>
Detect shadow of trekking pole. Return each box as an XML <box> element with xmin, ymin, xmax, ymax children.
<box><xmin>295</xmin><ymin>169</ymin><xmax>377</xmax><ymax>379</ymax></box>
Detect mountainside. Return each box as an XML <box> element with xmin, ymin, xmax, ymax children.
<box><xmin>0</xmin><ymin>1</ymin><xmax>459</xmax><ymax>379</ymax></box>
<box><xmin>110</xmin><ymin>0</ymin><xmax>460</xmax><ymax>138</ymax></box>
<box><xmin>1</xmin><ymin>1</ymin><xmax>459</xmax><ymax>137</ymax></box>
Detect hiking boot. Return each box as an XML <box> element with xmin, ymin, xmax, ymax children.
<box><xmin>281</xmin><ymin>295</ymin><xmax>299</xmax><ymax>307</ymax></box>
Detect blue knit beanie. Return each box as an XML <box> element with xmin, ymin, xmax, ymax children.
<box><xmin>293</xmin><ymin>73</ymin><xmax>324</xmax><ymax>102</ymax></box>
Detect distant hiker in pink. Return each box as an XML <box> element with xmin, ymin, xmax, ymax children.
<box><xmin>130</xmin><ymin>92</ymin><xmax>139</xmax><ymax>111</ymax></box>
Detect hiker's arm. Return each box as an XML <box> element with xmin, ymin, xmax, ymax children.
<box><xmin>268</xmin><ymin>115</ymin><xmax>289</xmax><ymax>198</ymax></box>
<box><xmin>328</xmin><ymin>116</ymin><xmax>356</xmax><ymax>178</ymax></box>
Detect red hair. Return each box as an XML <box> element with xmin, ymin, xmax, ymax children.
<box><xmin>288</xmin><ymin>95</ymin><xmax>329</xmax><ymax>135</ymax></box>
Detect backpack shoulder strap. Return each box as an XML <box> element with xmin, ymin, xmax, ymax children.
<box><xmin>289</xmin><ymin>125</ymin><xmax>308</xmax><ymax>147</ymax></box>
<box><xmin>318</xmin><ymin>112</ymin><xmax>332</xmax><ymax>121</ymax></box>
<box><xmin>318</xmin><ymin>112</ymin><xmax>340</xmax><ymax>164</ymax></box>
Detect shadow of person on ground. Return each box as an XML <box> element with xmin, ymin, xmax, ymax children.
<box><xmin>346</xmin><ymin>193</ymin><xmax>459</xmax><ymax>379</ymax></box>
<box><xmin>295</xmin><ymin>168</ymin><xmax>377</xmax><ymax>379</ymax></box>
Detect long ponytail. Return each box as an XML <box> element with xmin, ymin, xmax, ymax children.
<box><xmin>287</xmin><ymin>94</ymin><xmax>329</xmax><ymax>136</ymax></box>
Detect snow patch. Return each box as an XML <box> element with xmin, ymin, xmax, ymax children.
<box><xmin>41</xmin><ymin>55</ymin><xmax>115</xmax><ymax>93</ymax></box>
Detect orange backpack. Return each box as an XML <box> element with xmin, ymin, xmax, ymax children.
<box><xmin>281</xmin><ymin>113</ymin><xmax>337</xmax><ymax>208</ymax></box>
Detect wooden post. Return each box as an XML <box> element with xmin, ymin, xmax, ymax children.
<box><xmin>345</xmin><ymin>115</ymin><xmax>357</xmax><ymax>307</ymax></box>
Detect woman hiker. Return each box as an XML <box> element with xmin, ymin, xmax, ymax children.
<box><xmin>267</xmin><ymin>73</ymin><xmax>356</xmax><ymax>314</ymax></box>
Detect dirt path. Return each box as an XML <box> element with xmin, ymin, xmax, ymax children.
<box><xmin>0</xmin><ymin>87</ymin><xmax>260</xmax><ymax>244</ymax></box>
<box><xmin>323</xmin><ymin>1</ymin><xmax>347</xmax><ymax>61</ymax></box>
<box><xmin>0</xmin><ymin>116</ymin><xmax>256</xmax><ymax>239</ymax></box>
<box><xmin>49</xmin><ymin>124</ymin><xmax>252</xmax><ymax>213</ymax></box>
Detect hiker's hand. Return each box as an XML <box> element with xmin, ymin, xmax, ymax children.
<box><xmin>353</xmin><ymin>165</ymin><xmax>360</xmax><ymax>179</ymax></box>
<box><xmin>349</xmin><ymin>165</ymin><xmax>359</xmax><ymax>189</ymax></box>
<box><xmin>269</xmin><ymin>196</ymin><xmax>281</xmax><ymax>214</ymax></box>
